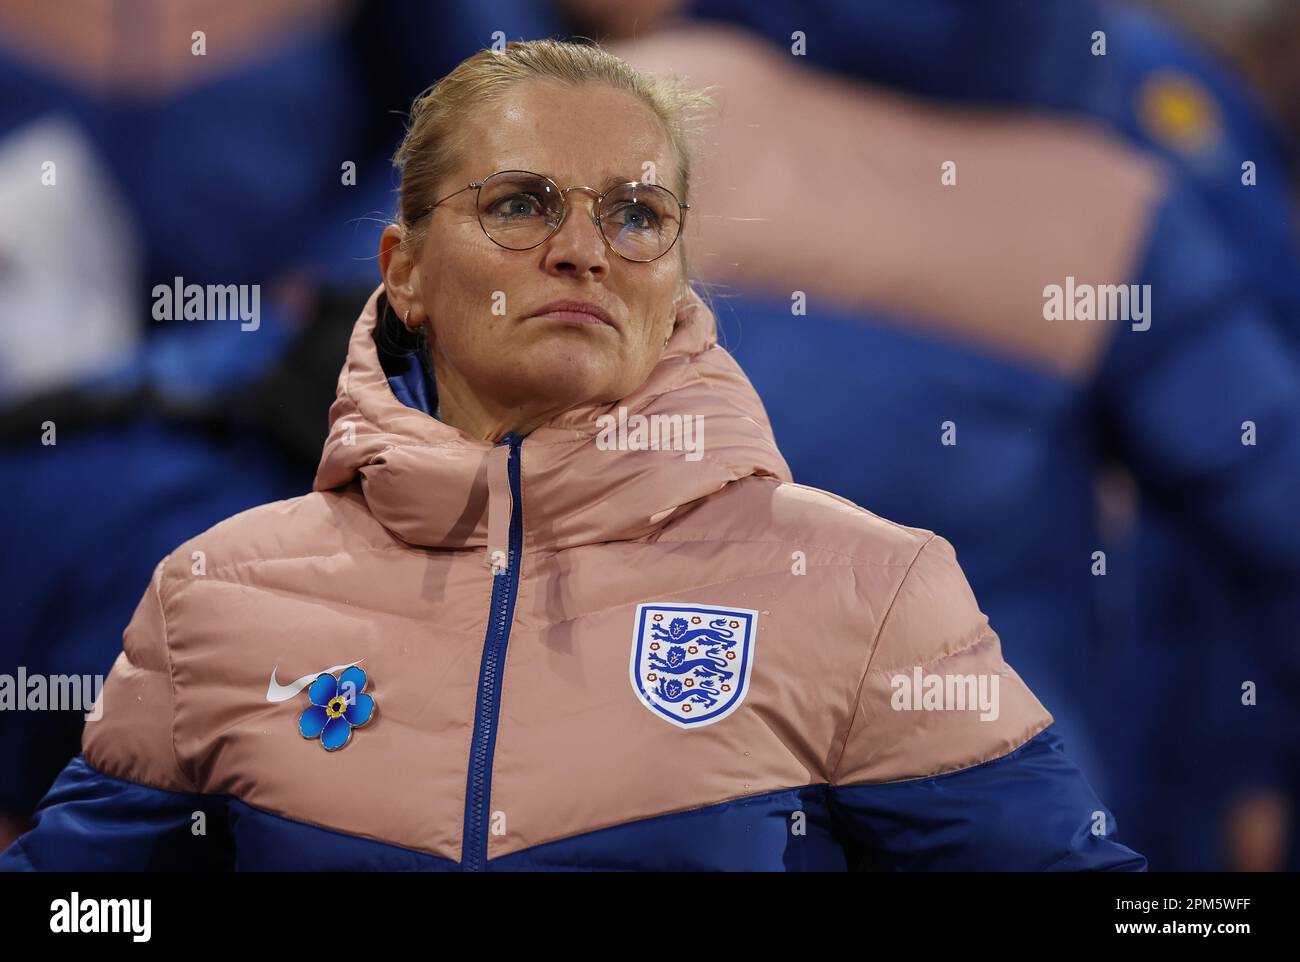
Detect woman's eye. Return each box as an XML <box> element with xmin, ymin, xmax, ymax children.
<box><xmin>610</xmin><ymin>203</ymin><xmax>659</xmax><ymax>230</ymax></box>
<box><xmin>488</xmin><ymin>193</ymin><xmax>545</xmax><ymax>218</ymax></box>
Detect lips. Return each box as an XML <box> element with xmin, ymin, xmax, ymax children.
<box><xmin>528</xmin><ymin>299</ymin><xmax>617</xmax><ymax>329</ymax></box>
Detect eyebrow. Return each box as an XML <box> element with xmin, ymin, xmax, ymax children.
<box><xmin>598</xmin><ymin>173</ymin><xmax>638</xmax><ymax>188</ymax></box>
<box><xmin>496</xmin><ymin>168</ymin><xmax>650</xmax><ymax>188</ymax></box>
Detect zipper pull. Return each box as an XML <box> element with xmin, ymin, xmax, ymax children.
<box><xmin>484</xmin><ymin>435</ymin><xmax>516</xmax><ymax>575</ymax></box>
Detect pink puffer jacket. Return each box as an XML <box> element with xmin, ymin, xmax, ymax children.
<box><xmin>4</xmin><ymin>284</ymin><xmax>1145</xmax><ymax>871</ymax></box>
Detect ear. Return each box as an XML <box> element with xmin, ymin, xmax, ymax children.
<box><xmin>379</xmin><ymin>225</ymin><xmax>422</xmax><ymax>329</ymax></box>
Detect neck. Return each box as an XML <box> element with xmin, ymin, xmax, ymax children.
<box><xmin>433</xmin><ymin>364</ymin><xmax>577</xmax><ymax>443</ymax></box>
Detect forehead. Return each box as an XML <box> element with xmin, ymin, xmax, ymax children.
<box><xmin>460</xmin><ymin>79</ymin><xmax>676</xmax><ymax>191</ymax></box>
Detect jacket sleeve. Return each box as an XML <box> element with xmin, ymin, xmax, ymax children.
<box><xmin>0</xmin><ymin>558</ymin><xmax>232</xmax><ymax>871</ymax></box>
<box><xmin>1099</xmin><ymin>184</ymin><xmax>1300</xmax><ymax>581</ymax></box>
<box><xmin>828</xmin><ymin>535</ymin><xmax>1146</xmax><ymax>870</ymax></box>
<box><xmin>1095</xmin><ymin>182</ymin><xmax>1300</xmax><ymax>789</ymax></box>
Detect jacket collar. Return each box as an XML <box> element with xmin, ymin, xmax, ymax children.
<box><xmin>314</xmin><ymin>284</ymin><xmax>791</xmax><ymax>553</ymax></box>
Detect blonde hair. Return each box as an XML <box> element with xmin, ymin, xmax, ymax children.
<box><xmin>391</xmin><ymin>39</ymin><xmax>715</xmax><ymax>284</ymax></box>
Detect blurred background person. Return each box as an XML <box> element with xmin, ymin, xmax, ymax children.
<box><xmin>0</xmin><ymin>0</ymin><xmax>564</xmax><ymax>848</ymax></box>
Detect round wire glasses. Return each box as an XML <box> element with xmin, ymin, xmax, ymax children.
<box><xmin>420</xmin><ymin>169</ymin><xmax>689</xmax><ymax>263</ymax></box>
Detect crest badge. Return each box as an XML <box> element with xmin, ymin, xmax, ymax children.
<box><xmin>630</xmin><ymin>603</ymin><xmax>758</xmax><ymax>729</ymax></box>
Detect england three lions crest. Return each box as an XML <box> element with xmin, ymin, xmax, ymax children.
<box><xmin>630</xmin><ymin>603</ymin><xmax>758</xmax><ymax>729</ymax></box>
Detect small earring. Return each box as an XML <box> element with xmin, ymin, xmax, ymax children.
<box><xmin>404</xmin><ymin>307</ymin><xmax>411</xmax><ymax>329</ymax></box>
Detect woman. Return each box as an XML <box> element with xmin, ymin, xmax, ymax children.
<box><xmin>2</xmin><ymin>40</ymin><xmax>1142</xmax><ymax>871</ymax></box>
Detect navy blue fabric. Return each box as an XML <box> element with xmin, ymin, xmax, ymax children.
<box><xmin>0</xmin><ymin>756</ymin><xmax>233</xmax><ymax>871</ymax></box>
<box><xmin>0</xmin><ymin>421</ymin><xmax>304</xmax><ymax>813</ymax></box>
<box><xmin>690</xmin><ymin>0</ymin><xmax>1105</xmax><ymax>110</ymax></box>
<box><xmin>1097</xmin><ymin>184</ymin><xmax>1300</xmax><ymax>572</ymax></box>
<box><xmin>381</xmin><ymin>347</ymin><xmax>436</xmax><ymax>414</ymax></box>
<box><xmin>828</xmin><ymin>730</ymin><xmax>1145</xmax><ymax>871</ymax></box>
<box><xmin>373</xmin><ymin>305</ymin><xmax>438</xmax><ymax>415</ymax></box>
<box><xmin>491</xmin><ymin>785</ymin><xmax>845</xmax><ymax>871</ymax></box>
<box><xmin>225</xmin><ymin>800</ymin><xmax>459</xmax><ymax>872</ymax></box>
<box><xmin>0</xmin><ymin>756</ymin><xmax>458</xmax><ymax>872</ymax></box>
<box><xmin>1093</xmin><ymin>184</ymin><xmax>1300</xmax><ymax>868</ymax></box>
<box><xmin>2</xmin><ymin>731</ymin><xmax>1144</xmax><ymax>871</ymax></box>
<box><xmin>1097</xmin><ymin>4</ymin><xmax>1300</xmax><ymax>329</ymax></box>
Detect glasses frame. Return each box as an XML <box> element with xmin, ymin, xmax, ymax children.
<box><xmin>419</xmin><ymin>169</ymin><xmax>690</xmax><ymax>263</ymax></box>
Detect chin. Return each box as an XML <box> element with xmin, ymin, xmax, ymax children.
<box><xmin>511</xmin><ymin>342</ymin><xmax>625</xmax><ymax>408</ymax></box>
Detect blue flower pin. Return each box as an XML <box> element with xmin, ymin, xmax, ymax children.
<box><xmin>298</xmin><ymin>666</ymin><xmax>376</xmax><ymax>751</ymax></box>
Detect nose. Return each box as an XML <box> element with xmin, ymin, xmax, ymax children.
<box><xmin>541</xmin><ymin>186</ymin><xmax>609</xmax><ymax>279</ymax></box>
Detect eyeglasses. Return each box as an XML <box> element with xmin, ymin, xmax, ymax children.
<box><xmin>419</xmin><ymin>169</ymin><xmax>689</xmax><ymax>263</ymax></box>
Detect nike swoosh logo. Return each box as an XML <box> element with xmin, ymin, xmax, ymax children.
<box><xmin>266</xmin><ymin>660</ymin><xmax>365</xmax><ymax>703</ymax></box>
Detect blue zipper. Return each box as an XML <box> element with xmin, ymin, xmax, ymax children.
<box><xmin>461</xmin><ymin>431</ymin><xmax>524</xmax><ymax>871</ymax></box>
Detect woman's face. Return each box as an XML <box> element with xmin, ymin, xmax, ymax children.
<box><xmin>382</xmin><ymin>79</ymin><xmax>684</xmax><ymax>431</ymax></box>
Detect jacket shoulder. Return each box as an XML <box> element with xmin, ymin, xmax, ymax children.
<box><xmin>660</xmin><ymin>474</ymin><xmax>938</xmax><ymax>571</ymax></box>
<box><xmin>156</xmin><ymin>483</ymin><xmax>404</xmax><ymax>587</ymax></box>
<box><xmin>81</xmin><ymin>485</ymin><xmax>412</xmax><ymax>791</ymax></box>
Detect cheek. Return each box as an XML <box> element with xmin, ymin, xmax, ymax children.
<box><xmin>420</xmin><ymin>240</ymin><xmax>514</xmax><ymax>351</ymax></box>
<box><xmin>627</xmin><ymin>264</ymin><xmax>681</xmax><ymax>342</ymax></box>
<box><xmin>618</xmin><ymin>296</ymin><xmax>677</xmax><ymax>386</ymax></box>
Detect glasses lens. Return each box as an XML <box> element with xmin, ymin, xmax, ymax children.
<box><xmin>600</xmin><ymin>184</ymin><xmax>682</xmax><ymax>261</ymax></box>
<box><xmin>477</xmin><ymin>172</ymin><xmax>563</xmax><ymax>249</ymax></box>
